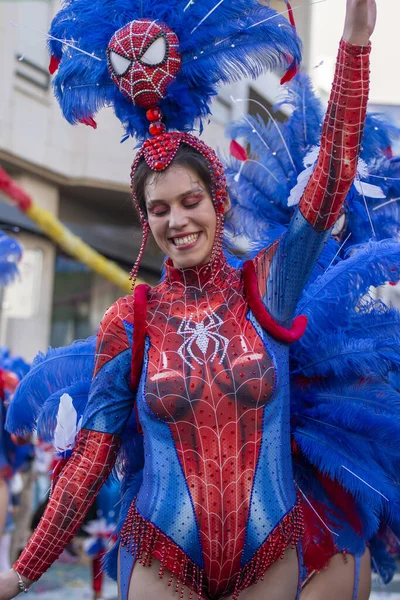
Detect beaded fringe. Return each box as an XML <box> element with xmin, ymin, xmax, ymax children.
<box><xmin>120</xmin><ymin>498</ymin><xmax>304</xmax><ymax>600</ymax></box>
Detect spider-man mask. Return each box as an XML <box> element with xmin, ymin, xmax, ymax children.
<box><xmin>107</xmin><ymin>19</ymin><xmax>182</xmax><ymax>109</ymax></box>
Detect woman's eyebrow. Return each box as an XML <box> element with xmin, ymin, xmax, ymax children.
<box><xmin>147</xmin><ymin>187</ymin><xmax>204</xmax><ymax>206</ymax></box>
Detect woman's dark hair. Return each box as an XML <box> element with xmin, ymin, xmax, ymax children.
<box><xmin>133</xmin><ymin>143</ymin><xmax>214</xmax><ymax>217</ymax></box>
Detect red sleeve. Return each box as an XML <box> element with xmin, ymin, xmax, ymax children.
<box><xmin>13</xmin><ymin>429</ymin><xmax>120</xmax><ymax>581</ymax></box>
<box><xmin>299</xmin><ymin>39</ymin><xmax>371</xmax><ymax>231</ymax></box>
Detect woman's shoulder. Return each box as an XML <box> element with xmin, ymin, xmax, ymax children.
<box><xmin>100</xmin><ymin>294</ymin><xmax>136</xmax><ymax>330</ymax></box>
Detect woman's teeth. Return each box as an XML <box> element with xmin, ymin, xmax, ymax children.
<box><xmin>172</xmin><ymin>233</ymin><xmax>199</xmax><ymax>247</ymax></box>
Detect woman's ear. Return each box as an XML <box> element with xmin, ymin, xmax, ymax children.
<box><xmin>223</xmin><ymin>193</ymin><xmax>231</xmax><ymax>215</ymax></box>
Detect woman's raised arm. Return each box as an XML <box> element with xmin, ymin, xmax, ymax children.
<box><xmin>255</xmin><ymin>0</ymin><xmax>376</xmax><ymax>326</ymax></box>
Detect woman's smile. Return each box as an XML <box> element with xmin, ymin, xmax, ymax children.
<box><xmin>170</xmin><ymin>232</ymin><xmax>201</xmax><ymax>249</ymax></box>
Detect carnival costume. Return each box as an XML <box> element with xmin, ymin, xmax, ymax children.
<box><xmin>4</xmin><ymin>0</ymin><xmax>377</xmax><ymax>598</ymax></box>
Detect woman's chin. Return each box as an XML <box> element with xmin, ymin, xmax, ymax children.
<box><xmin>170</xmin><ymin>249</ymin><xmax>211</xmax><ymax>270</ymax></box>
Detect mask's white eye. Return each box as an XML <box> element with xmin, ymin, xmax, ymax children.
<box><xmin>331</xmin><ymin>213</ymin><xmax>346</xmax><ymax>237</ymax></box>
<box><xmin>109</xmin><ymin>51</ymin><xmax>132</xmax><ymax>76</ymax></box>
<box><xmin>140</xmin><ymin>36</ymin><xmax>167</xmax><ymax>65</ymax></box>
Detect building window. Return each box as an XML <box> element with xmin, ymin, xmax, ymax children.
<box><xmin>14</xmin><ymin>1</ymin><xmax>52</xmax><ymax>90</ymax></box>
<box><xmin>50</xmin><ymin>253</ymin><xmax>122</xmax><ymax>348</ymax></box>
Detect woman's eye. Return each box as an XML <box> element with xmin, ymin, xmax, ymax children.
<box><xmin>184</xmin><ymin>196</ymin><xmax>202</xmax><ymax>208</ymax></box>
<box><xmin>149</xmin><ymin>205</ymin><xmax>168</xmax><ymax>216</ymax></box>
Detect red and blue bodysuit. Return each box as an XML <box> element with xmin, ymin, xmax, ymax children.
<box><xmin>13</xmin><ymin>39</ymin><xmax>370</xmax><ymax>599</ymax></box>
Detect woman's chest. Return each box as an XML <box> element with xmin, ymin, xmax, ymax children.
<box><xmin>144</xmin><ymin>288</ymin><xmax>276</xmax><ymax>423</ymax></box>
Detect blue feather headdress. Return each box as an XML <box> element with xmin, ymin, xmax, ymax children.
<box><xmin>48</xmin><ymin>0</ymin><xmax>301</xmax><ymax>140</ymax></box>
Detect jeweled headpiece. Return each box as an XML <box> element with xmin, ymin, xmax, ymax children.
<box><xmin>48</xmin><ymin>0</ymin><xmax>301</xmax><ymax>283</ymax></box>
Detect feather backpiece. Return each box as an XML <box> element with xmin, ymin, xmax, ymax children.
<box><xmin>222</xmin><ymin>70</ymin><xmax>400</xmax><ymax>579</ymax></box>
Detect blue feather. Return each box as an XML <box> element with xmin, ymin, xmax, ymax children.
<box><xmin>36</xmin><ymin>380</ymin><xmax>91</xmax><ymax>443</ymax></box>
<box><xmin>274</xmin><ymin>72</ymin><xmax>323</xmax><ymax>162</ymax></box>
<box><xmin>369</xmin><ymin>535</ymin><xmax>398</xmax><ymax>584</ymax></box>
<box><xmin>296</xmin><ymin>240</ymin><xmax>400</xmax><ymax>331</ymax></box>
<box><xmin>0</xmin><ymin>231</ymin><xmax>22</xmax><ymax>287</ymax></box>
<box><xmin>293</xmin><ymin>334</ymin><xmax>400</xmax><ymax>379</ymax></box>
<box><xmin>5</xmin><ymin>337</ymin><xmax>96</xmax><ymax>435</ymax></box>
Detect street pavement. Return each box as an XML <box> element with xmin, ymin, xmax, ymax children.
<box><xmin>21</xmin><ymin>558</ymin><xmax>400</xmax><ymax>600</ymax></box>
<box><xmin>23</xmin><ymin>555</ymin><xmax>118</xmax><ymax>600</ymax></box>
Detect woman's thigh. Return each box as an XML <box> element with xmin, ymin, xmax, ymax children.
<box><xmin>127</xmin><ymin>559</ymin><xmax>197</xmax><ymax>600</ymax></box>
<box><xmin>226</xmin><ymin>546</ymin><xmax>299</xmax><ymax>600</ymax></box>
<box><xmin>300</xmin><ymin>550</ymin><xmax>371</xmax><ymax>600</ymax></box>
<box><xmin>120</xmin><ymin>545</ymin><xmax>299</xmax><ymax>600</ymax></box>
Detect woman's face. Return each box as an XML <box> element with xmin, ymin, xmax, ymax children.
<box><xmin>145</xmin><ymin>164</ymin><xmax>228</xmax><ymax>269</ymax></box>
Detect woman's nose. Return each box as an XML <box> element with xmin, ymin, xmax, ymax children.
<box><xmin>168</xmin><ymin>207</ymin><xmax>189</xmax><ymax>229</ymax></box>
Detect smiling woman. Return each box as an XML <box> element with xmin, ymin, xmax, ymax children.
<box><xmin>133</xmin><ymin>145</ymin><xmax>230</xmax><ymax>270</ymax></box>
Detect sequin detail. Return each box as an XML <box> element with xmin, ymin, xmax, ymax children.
<box><xmin>107</xmin><ymin>19</ymin><xmax>182</xmax><ymax>109</ymax></box>
<box><xmin>120</xmin><ymin>498</ymin><xmax>304</xmax><ymax>600</ymax></box>
<box><xmin>299</xmin><ymin>40</ymin><xmax>371</xmax><ymax>231</ymax></box>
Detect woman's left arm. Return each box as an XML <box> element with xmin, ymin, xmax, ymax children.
<box><xmin>257</xmin><ymin>0</ymin><xmax>376</xmax><ymax>325</ymax></box>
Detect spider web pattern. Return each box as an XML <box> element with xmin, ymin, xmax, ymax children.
<box><xmin>93</xmin><ymin>295</ymin><xmax>136</xmax><ymax>378</ymax></box>
<box><xmin>13</xmin><ymin>429</ymin><xmax>120</xmax><ymax>581</ymax></box>
<box><xmin>144</xmin><ymin>257</ymin><xmax>277</xmax><ymax>598</ymax></box>
<box><xmin>299</xmin><ymin>40</ymin><xmax>371</xmax><ymax>232</ymax></box>
<box><xmin>108</xmin><ymin>19</ymin><xmax>181</xmax><ymax>108</ymax></box>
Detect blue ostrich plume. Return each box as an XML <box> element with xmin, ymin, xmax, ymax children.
<box><xmin>6</xmin><ymin>337</ymin><xmax>96</xmax><ymax>436</ymax></box>
<box><xmin>224</xmin><ymin>73</ymin><xmax>400</xmax><ymax>259</ymax></box>
<box><xmin>0</xmin><ymin>231</ymin><xmax>22</xmax><ymax>287</ymax></box>
<box><xmin>48</xmin><ymin>0</ymin><xmax>301</xmax><ymax>140</ymax></box>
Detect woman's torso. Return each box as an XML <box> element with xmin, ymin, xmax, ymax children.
<box><xmin>130</xmin><ymin>259</ymin><xmax>300</xmax><ymax>598</ymax></box>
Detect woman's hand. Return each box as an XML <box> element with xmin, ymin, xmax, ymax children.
<box><xmin>343</xmin><ymin>0</ymin><xmax>377</xmax><ymax>45</ymax></box>
<box><xmin>0</xmin><ymin>569</ymin><xmax>32</xmax><ymax>599</ymax></box>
